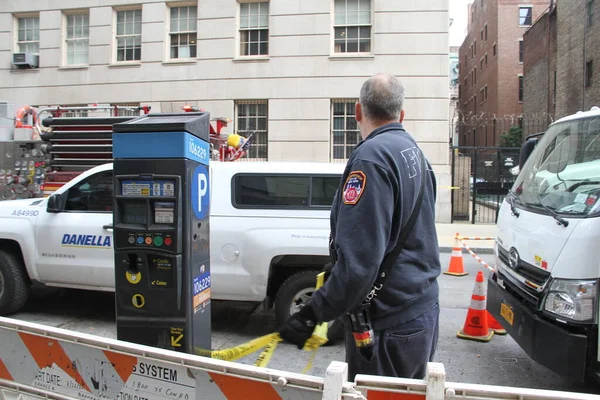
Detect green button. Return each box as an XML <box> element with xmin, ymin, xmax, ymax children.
<box><xmin>154</xmin><ymin>236</ymin><xmax>163</xmax><ymax>246</ymax></box>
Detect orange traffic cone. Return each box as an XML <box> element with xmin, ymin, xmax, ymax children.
<box><xmin>457</xmin><ymin>270</ymin><xmax>494</xmax><ymax>342</ymax></box>
<box><xmin>444</xmin><ymin>233</ymin><xmax>468</xmax><ymax>276</ymax></box>
<box><xmin>487</xmin><ymin>311</ymin><xmax>507</xmax><ymax>335</ymax></box>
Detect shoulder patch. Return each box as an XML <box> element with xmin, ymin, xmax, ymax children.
<box><xmin>342</xmin><ymin>171</ymin><xmax>366</xmax><ymax>205</ymax></box>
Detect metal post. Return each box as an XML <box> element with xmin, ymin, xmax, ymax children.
<box><xmin>472</xmin><ymin>150</ymin><xmax>478</xmax><ymax>224</ymax></box>
<box><xmin>451</xmin><ymin>148</ymin><xmax>456</xmax><ymax>224</ymax></box>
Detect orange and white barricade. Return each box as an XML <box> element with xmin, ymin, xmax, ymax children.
<box><xmin>0</xmin><ymin>317</ymin><xmax>599</xmax><ymax>400</ymax></box>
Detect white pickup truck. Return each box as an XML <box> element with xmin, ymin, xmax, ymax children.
<box><xmin>0</xmin><ymin>161</ymin><xmax>345</xmax><ymax>341</ymax></box>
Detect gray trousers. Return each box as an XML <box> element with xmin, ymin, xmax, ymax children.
<box><xmin>344</xmin><ymin>303</ymin><xmax>439</xmax><ymax>381</ymax></box>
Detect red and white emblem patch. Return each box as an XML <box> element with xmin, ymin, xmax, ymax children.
<box><xmin>343</xmin><ymin>171</ymin><xmax>366</xmax><ymax>205</ymax></box>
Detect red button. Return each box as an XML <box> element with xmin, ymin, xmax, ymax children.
<box><xmin>165</xmin><ymin>238</ymin><xmax>172</xmax><ymax>246</ymax></box>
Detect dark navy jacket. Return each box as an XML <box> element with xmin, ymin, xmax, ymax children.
<box><xmin>310</xmin><ymin>122</ymin><xmax>441</xmax><ymax>331</ymax></box>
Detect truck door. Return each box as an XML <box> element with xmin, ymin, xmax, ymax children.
<box><xmin>34</xmin><ymin>170</ymin><xmax>115</xmax><ymax>289</ymax></box>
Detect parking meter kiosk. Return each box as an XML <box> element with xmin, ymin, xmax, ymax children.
<box><xmin>112</xmin><ymin>112</ymin><xmax>211</xmax><ymax>354</ymax></box>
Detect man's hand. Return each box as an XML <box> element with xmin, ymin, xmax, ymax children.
<box><xmin>278</xmin><ymin>303</ymin><xmax>318</xmax><ymax>349</ymax></box>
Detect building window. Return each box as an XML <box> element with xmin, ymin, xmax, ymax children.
<box><xmin>116</xmin><ymin>9</ymin><xmax>142</xmax><ymax>62</ymax></box>
<box><xmin>474</xmin><ymin>67</ymin><xmax>477</xmax><ymax>84</ymax></box>
<box><xmin>588</xmin><ymin>0</ymin><xmax>595</xmax><ymax>26</ymax></box>
<box><xmin>485</xmin><ymin>85</ymin><xmax>488</xmax><ymax>101</ymax></box>
<box><xmin>480</xmin><ymin>58</ymin><xmax>483</xmax><ymax>69</ymax></box>
<box><xmin>240</xmin><ymin>2</ymin><xmax>269</xmax><ymax>56</ymax></box>
<box><xmin>519</xmin><ymin>39</ymin><xmax>524</xmax><ymax>63</ymax></box>
<box><xmin>334</xmin><ymin>0</ymin><xmax>371</xmax><ymax>53</ymax></box>
<box><xmin>519</xmin><ymin>6</ymin><xmax>532</xmax><ymax>26</ymax></box>
<box><xmin>235</xmin><ymin>101</ymin><xmax>268</xmax><ymax>160</ymax></box>
<box><xmin>485</xmin><ymin>53</ymin><xmax>488</xmax><ymax>66</ymax></box>
<box><xmin>519</xmin><ymin>75</ymin><xmax>524</xmax><ymax>102</ymax></box>
<box><xmin>331</xmin><ymin>100</ymin><xmax>360</xmax><ymax>160</ymax></box>
<box><xmin>459</xmin><ymin>84</ymin><xmax>462</xmax><ymax>99</ymax></box>
<box><xmin>493</xmin><ymin>42</ymin><xmax>497</xmax><ymax>56</ymax></box>
<box><xmin>17</xmin><ymin>15</ymin><xmax>40</xmax><ymax>54</ymax></box>
<box><xmin>474</xmin><ymin>39</ymin><xmax>477</xmax><ymax>55</ymax></box>
<box><xmin>65</xmin><ymin>13</ymin><xmax>89</xmax><ymax>65</ymax></box>
<box><xmin>169</xmin><ymin>6</ymin><xmax>197</xmax><ymax>59</ymax></box>
<box><xmin>480</xmin><ymin>29</ymin><xmax>484</xmax><ymax>41</ymax></box>
<box><xmin>586</xmin><ymin>60</ymin><xmax>593</xmax><ymax>87</ymax></box>
<box><xmin>484</xmin><ymin>24</ymin><xmax>488</xmax><ymax>41</ymax></box>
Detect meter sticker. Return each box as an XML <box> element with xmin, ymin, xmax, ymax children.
<box><xmin>148</xmin><ymin>256</ymin><xmax>173</xmax><ymax>288</ymax></box>
<box><xmin>191</xmin><ymin>165</ymin><xmax>210</xmax><ymax>220</ymax></box>
<box><xmin>574</xmin><ymin>193</ymin><xmax>588</xmax><ymax>204</ymax></box>
<box><xmin>572</xmin><ymin>203</ymin><xmax>587</xmax><ymax>213</ymax></box>
<box><xmin>192</xmin><ymin>270</ymin><xmax>211</xmax><ymax>313</ymax></box>
<box><xmin>154</xmin><ymin>202</ymin><xmax>175</xmax><ymax>224</ymax></box>
<box><xmin>122</xmin><ymin>181</ymin><xmax>151</xmax><ymax>196</ymax></box>
<box><xmin>122</xmin><ymin>180</ymin><xmax>176</xmax><ymax>197</ymax></box>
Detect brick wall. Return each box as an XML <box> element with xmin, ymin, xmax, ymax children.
<box><xmin>457</xmin><ymin>0</ymin><xmax>551</xmax><ymax>147</ymax></box>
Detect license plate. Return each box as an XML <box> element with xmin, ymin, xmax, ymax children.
<box><xmin>500</xmin><ymin>302</ymin><xmax>514</xmax><ymax>326</ymax></box>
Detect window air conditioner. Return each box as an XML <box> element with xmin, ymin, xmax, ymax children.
<box><xmin>12</xmin><ymin>52</ymin><xmax>39</xmax><ymax>68</ymax></box>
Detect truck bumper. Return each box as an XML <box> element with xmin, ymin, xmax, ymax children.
<box><xmin>487</xmin><ymin>274</ymin><xmax>589</xmax><ymax>381</ymax></box>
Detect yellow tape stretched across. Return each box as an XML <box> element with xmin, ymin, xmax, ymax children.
<box><xmin>194</xmin><ymin>272</ymin><xmax>329</xmax><ymax>372</ymax></box>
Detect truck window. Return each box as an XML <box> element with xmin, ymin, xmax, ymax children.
<box><xmin>65</xmin><ymin>171</ymin><xmax>114</xmax><ymax>212</ymax></box>
<box><xmin>233</xmin><ymin>174</ymin><xmax>340</xmax><ymax>208</ymax></box>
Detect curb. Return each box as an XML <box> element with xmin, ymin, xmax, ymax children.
<box><xmin>439</xmin><ymin>246</ymin><xmax>495</xmax><ymax>255</ymax></box>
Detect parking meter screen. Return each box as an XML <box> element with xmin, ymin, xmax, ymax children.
<box><xmin>122</xmin><ymin>200</ymin><xmax>147</xmax><ymax>224</ymax></box>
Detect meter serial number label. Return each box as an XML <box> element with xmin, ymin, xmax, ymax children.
<box><xmin>500</xmin><ymin>302</ymin><xmax>514</xmax><ymax>326</ymax></box>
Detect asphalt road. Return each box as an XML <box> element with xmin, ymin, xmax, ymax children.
<box><xmin>6</xmin><ymin>253</ymin><xmax>600</xmax><ymax>395</ymax></box>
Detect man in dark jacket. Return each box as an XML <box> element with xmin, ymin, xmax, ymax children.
<box><xmin>278</xmin><ymin>73</ymin><xmax>441</xmax><ymax>381</ymax></box>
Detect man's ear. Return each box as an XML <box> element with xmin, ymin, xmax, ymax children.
<box><xmin>399</xmin><ymin>109</ymin><xmax>405</xmax><ymax>123</ymax></box>
<box><xmin>355</xmin><ymin>102</ymin><xmax>363</xmax><ymax>123</ymax></box>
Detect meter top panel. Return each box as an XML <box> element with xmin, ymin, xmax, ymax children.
<box><xmin>113</xmin><ymin>112</ymin><xmax>210</xmax><ymax>141</ymax></box>
<box><xmin>112</xmin><ymin>112</ymin><xmax>211</xmax><ymax>165</ymax></box>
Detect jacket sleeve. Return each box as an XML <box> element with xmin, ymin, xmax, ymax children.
<box><xmin>310</xmin><ymin>159</ymin><xmax>396</xmax><ymax>322</ymax></box>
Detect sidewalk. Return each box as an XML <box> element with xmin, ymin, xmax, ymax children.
<box><xmin>436</xmin><ymin>223</ymin><xmax>497</xmax><ymax>254</ymax></box>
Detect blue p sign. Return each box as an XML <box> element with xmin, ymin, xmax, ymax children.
<box><xmin>191</xmin><ymin>165</ymin><xmax>210</xmax><ymax>220</ymax></box>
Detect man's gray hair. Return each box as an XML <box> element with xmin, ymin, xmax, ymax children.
<box><xmin>359</xmin><ymin>73</ymin><xmax>405</xmax><ymax>121</ymax></box>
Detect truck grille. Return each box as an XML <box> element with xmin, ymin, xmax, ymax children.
<box><xmin>498</xmin><ymin>245</ymin><xmax>550</xmax><ymax>288</ymax></box>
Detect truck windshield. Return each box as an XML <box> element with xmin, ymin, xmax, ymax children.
<box><xmin>512</xmin><ymin>115</ymin><xmax>600</xmax><ymax>218</ymax></box>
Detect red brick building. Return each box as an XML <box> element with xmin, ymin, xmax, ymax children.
<box><xmin>457</xmin><ymin>0</ymin><xmax>551</xmax><ymax>147</ymax></box>
<box><xmin>523</xmin><ymin>0</ymin><xmax>600</xmax><ymax>133</ymax></box>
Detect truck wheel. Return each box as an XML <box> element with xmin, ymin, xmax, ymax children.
<box><xmin>274</xmin><ymin>271</ymin><xmax>344</xmax><ymax>345</ymax></box>
<box><xmin>0</xmin><ymin>249</ymin><xmax>30</xmax><ymax>315</ymax></box>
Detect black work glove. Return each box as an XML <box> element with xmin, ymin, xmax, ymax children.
<box><xmin>278</xmin><ymin>302</ymin><xmax>318</xmax><ymax>349</ymax></box>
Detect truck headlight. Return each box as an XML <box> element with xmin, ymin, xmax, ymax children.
<box><xmin>544</xmin><ymin>279</ymin><xmax>598</xmax><ymax>323</ymax></box>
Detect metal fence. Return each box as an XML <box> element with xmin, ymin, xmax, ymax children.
<box><xmin>451</xmin><ymin>146</ymin><xmax>521</xmax><ymax>224</ymax></box>
<box><xmin>452</xmin><ymin>112</ymin><xmax>553</xmax><ymax>147</ymax></box>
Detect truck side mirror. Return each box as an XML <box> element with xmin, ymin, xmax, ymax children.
<box><xmin>47</xmin><ymin>193</ymin><xmax>65</xmax><ymax>213</ymax></box>
<box><xmin>519</xmin><ymin>138</ymin><xmax>538</xmax><ymax>170</ymax></box>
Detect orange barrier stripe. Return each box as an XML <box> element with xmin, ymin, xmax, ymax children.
<box><xmin>103</xmin><ymin>350</ymin><xmax>137</xmax><ymax>383</ymax></box>
<box><xmin>208</xmin><ymin>372</ymin><xmax>283</xmax><ymax>400</ymax></box>
<box><xmin>0</xmin><ymin>359</ymin><xmax>13</xmax><ymax>381</ymax></box>
<box><xmin>368</xmin><ymin>391</ymin><xmax>425</xmax><ymax>399</ymax></box>
<box><xmin>472</xmin><ymin>295</ymin><xmax>486</xmax><ymax>301</ymax></box>
<box><xmin>18</xmin><ymin>332</ymin><xmax>91</xmax><ymax>393</ymax></box>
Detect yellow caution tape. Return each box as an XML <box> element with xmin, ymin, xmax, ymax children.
<box><xmin>195</xmin><ymin>272</ymin><xmax>330</xmax><ymax>372</ymax></box>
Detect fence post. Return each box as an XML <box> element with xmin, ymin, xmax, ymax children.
<box><xmin>471</xmin><ymin>150</ymin><xmax>478</xmax><ymax>224</ymax></box>
<box><xmin>322</xmin><ymin>361</ymin><xmax>348</xmax><ymax>400</ymax></box>
<box><xmin>425</xmin><ymin>362</ymin><xmax>445</xmax><ymax>400</ymax></box>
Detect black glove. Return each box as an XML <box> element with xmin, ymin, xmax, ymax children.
<box><xmin>278</xmin><ymin>302</ymin><xmax>318</xmax><ymax>349</ymax></box>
